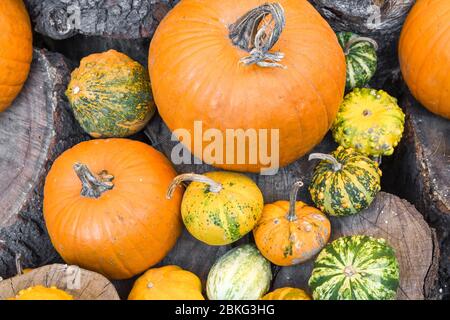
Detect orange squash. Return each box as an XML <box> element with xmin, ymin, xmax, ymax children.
<box><xmin>149</xmin><ymin>0</ymin><xmax>346</xmax><ymax>172</ymax></box>
<box><xmin>128</xmin><ymin>266</ymin><xmax>204</xmax><ymax>300</ymax></box>
<box><xmin>399</xmin><ymin>0</ymin><xmax>450</xmax><ymax>119</ymax></box>
<box><xmin>253</xmin><ymin>181</ymin><xmax>330</xmax><ymax>266</ymax></box>
<box><xmin>8</xmin><ymin>286</ymin><xmax>74</xmax><ymax>300</ymax></box>
<box><xmin>43</xmin><ymin>139</ymin><xmax>183</xmax><ymax>280</ymax></box>
<box><xmin>0</xmin><ymin>0</ymin><xmax>33</xmax><ymax>112</ymax></box>
<box><xmin>262</xmin><ymin>287</ymin><xmax>311</xmax><ymax>300</ymax></box>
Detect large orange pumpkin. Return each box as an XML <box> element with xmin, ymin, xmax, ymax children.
<box><xmin>0</xmin><ymin>0</ymin><xmax>33</xmax><ymax>112</ymax></box>
<box><xmin>149</xmin><ymin>0</ymin><xmax>346</xmax><ymax>172</ymax></box>
<box><xmin>399</xmin><ymin>0</ymin><xmax>450</xmax><ymax>119</ymax></box>
<box><xmin>43</xmin><ymin>139</ymin><xmax>183</xmax><ymax>280</ymax></box>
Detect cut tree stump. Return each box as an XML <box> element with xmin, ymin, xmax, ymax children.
<box><xmin>25</xmin><ymin>0</ymin><xmax>176</xmax><ymax>66</ymax></box>
<box><xmin>0</xmin><ymin>264</ymin><xmax>119</xmax><ymax>300</ymax></box>
<box><xmin>309</xmin><ymin>0</ymin><xmax>415</xmax><ymax>88</ymax></box>
<box><xmin>143</xmin><ymin>118</ymin><xmax>439</xmax><ymax>300</ymax></box>
<box><xmin>383</xmin><ymin>91</ymin><xmax>450</xmax><ymax>299</ymax></box>
<box><xmin>0</xmin><ymin>49</ymin><xmax>87</xmax><ymax>279</ymax></box>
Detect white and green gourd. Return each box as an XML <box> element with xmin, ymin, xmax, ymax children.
<box><xmin>337</xmin><ymin>32</ymin><xmax>378</xmax><ymax>90</ymax></box>
<box><xmin>206</xmin><ymin>244</ymin><xmax>272</xmax><ymax>300</ymax></box>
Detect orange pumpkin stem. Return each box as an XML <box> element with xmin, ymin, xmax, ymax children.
<box><xmin>73</xmin><ymin>162</ymin><xmax>114</xmax><ymax>198</ymax></box>
<box><xmin>344</xmin><ymin>36</ymin><xmax>378</xmax><ymax>55</ymax></box>
<box><xmin>287</xmin><ymin>180</ymin><xmax>304</xmax><ymax>222</ymax></box>
<box><xmin>308</xmin><ymin>153</ymin><xmax>342</xmax><ymax>172</ymax></box>
<box><xmin>229</xmin><ymin>3</ymin><xmax>286</xmax><ymax>69</ymax></box>
<box><xmin>166</xmin><ymin>173</ymin><xmax>222</xmax><ymax>200</ymax></box>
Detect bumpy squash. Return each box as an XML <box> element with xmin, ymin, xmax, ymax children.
<box><xmin>253</xmin><ymin>181</ymin><xmax>330</xmax><ymax>266</ymax></box>
<box><xmin>309</xmin><ymin>235</ymin><xmax>400</xmax><ymax>300</ymax></box>
<box><xmin>128</xmin><ymin>266</ymin><xmax>204</xmax><ymax>300</ymax></box>
<box><xmin>262</xmin><ymin>287</ymin><xmax>311</xmax><ymax>300</ymax></box>
<box><xmin>149</xmin><ymin>0</ymin><xmax>346</xmax><ymax>172</ymax></box>
<box><xmin>0</xmin><ymin>0</ymin><xmax>33</xmax><ymax>112</ymax></box>
<box><xmin>43</xmin><ymin>139</ymin><xmax>183</xmax><ymax>279</ymax></box>
<box><xmin>309</xmin><ymin>147</ymin><xmax>382</xmax><ymax>217</ymax></box>
<box><xmin>167</xmin><ymin>172</ymin><xmax>264</xmax><ymax>245</ymax></box>
<box><xmin>337</xmin><ymin>32</ymin><xmax>378</xmax><ymax>90</ymax></box>
<box><xmin>207</xmin><ymin>244</ymin><xmax>272</xmax><ymax>300</ymax></box>
<box><xmin>66</xmin><ymin>50</ymin><xmax>155</xmax><ymax>138</ymax></box>
<box><xmin>399</xmin><ymin>0</ymin><xmax>450</xmax><ymax>119</ymax></box>
<box><xmin>9</xmin><ymin>286</ymin><xmax>73</xmax><ymax>300</ymax></box>
<box><xmin>332</xmin><ymin>88</ymin><xmax>405</xmax><ymax>157</ymax></box>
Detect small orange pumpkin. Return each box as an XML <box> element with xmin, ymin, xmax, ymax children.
<box><xmin>253</xmin><ymin>181</ymin><xmax>330</xmax><ymax>266</ymax></box>
<box><xmin>128</xmin><ymin>265</ymin><xmax>204</xmax><ymax>300</ymax></box>
<box><xmin>43</xmin><ymin>139</ymin><xmax>183</xmax><ymax>280</ymax></box>
<box><xmin>0</xmin><ymin>0</ymin><xmax>33</xmax><ymax>112</ymax></box>
<box><xmin>262</xmin><ymin>287</ymin><xmax>311</xmax><ymax>300</ymax></box>
<box><xmin>149</xmin><ymin>0</ymin><xmax>346</xmax><ymax>172</ymax></box>
<box><xmin>399</xmin><ymin>0</ymin><xmax>450</xmax><ymax>119</ymax></box>
<box><xmin>8</xmin><ymin>286</ymin><xmax>74</xmax><ymax>300</ymax></box>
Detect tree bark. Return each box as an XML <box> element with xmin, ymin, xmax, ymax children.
<box><xmin>0</xmin><ymin>49</ymin><xmax>88</xmax><ymax>279</ymax></box>
<box><xmin>0</xmin><ymin>264</ymin><xmax>119</xmax><ymax>300</ymax></box>
<box><xmin>309</xmin><ymin>0</ymin><xmax>415</xmax><ymax>88</ymax></box>
<box><xmin>383</xmin><ymin>90</ymin><xmax>450</xmax><ymax>299</ymax></box>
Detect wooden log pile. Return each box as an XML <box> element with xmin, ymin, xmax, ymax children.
<box><xmin>0</xmin><ymin>0</ymin><xmax>447</xmax><ymax>300</ymax></box>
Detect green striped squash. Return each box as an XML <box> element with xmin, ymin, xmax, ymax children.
<box><xmin>309</xmin><ymin>147</ymin><xmax>382</xmax><ymax>217</ymax></box>
<box><xmin>66</xmin><ymin>49</ymin><xmax>155</xmax><ymax>138</ymax></box>
<box><xmin>309</xmin><ymin>235</ymin><xmax>400</xmax><ymax>300</ymax></box>
<box><xmin>206</xmin><ymin>244</ymin><xmax>272</xmax><ymax>300</ymax></box>
<box><xmin>337</xmin><ymin>32</ymin><xmax>378</xmax><ymax>90</ymax></box>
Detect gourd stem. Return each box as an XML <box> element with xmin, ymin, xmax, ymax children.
<box><xmin>15</xmin><ymin>253</ymin><xmax>22</xmax><ymax>275</ymax></box>
<box><xmin>229</xmin><ymin>3</ymin><xmax>286</xmax><ymax>69</ymax></box>
<box><xmin>166</xmin><ymin>173</ymin><xmax>223</xmax><ymax>199</ymax></box>
<box><xmin>73</xmin><ymin>162</ymin><xmax>114</xmax><ymax>199</ymax></box>
<box><xmin>344</xmin><ymin>36</ymin><xmax>379</xmax><ymax>55</ymax></box>
<box><xmin>308</xmin><ymin>153</ymin><xmax>342</xmax><ymax>172</ymax></box>
<box><xmin>287</xmin><ymin>181</ymin><xmax>304</xmax><ymax>222</ymax></box>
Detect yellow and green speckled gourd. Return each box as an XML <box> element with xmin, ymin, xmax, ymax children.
<box><xmin>332</xmin><ymin>88</ymin><xmax>405</xmax><ymax>157</ymax></box>
<box><xmin>66</xmin><ymin>49</ymin><xmax>155</xmax><ymax>138</ymax></box>
<box><xmin>309</xmin><ymin>147</ymin><xmax>382</xmax><ymax>217</ymax></box>
<box><xmin>262</xmin><ymin>287</ymin><xmax>311</xmax><ymax>300</ymax></box>
<box><xmin>167</xmin><ymin>172</ymin><xmax>264</xmax><ymax>246</ymax></box>
<box><xmin>9</xmin><ymin>285</ymin><xmax>74</xmax><ymax>300</ymax></box>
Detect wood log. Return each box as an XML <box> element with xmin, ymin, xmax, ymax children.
<box><xmin>0</xmin><ymin>49</ymin><xmax>88</xmax><ymax>279</ymax></box>
<box><xmin>25</xmin><ymin>0</ymin><xmax>175</xmax><ymax>66</ymax></box>
<box><xmin>0</xmin><ymin>264</ymin><xmax>119</xmax><ymax>300</ymax></box>
<box><xmin>144</xmin><ymin>118</ymin><xmax>439</xmax><ymax>300</ymax></box>
<box><xmin>309</xmin><ymin>0</ymin><xmax>415</xmax><ymax>88</ymax></box>
<box><xmin>383</xmin><ymin>91</ymin><xmax>450</xmax><ymax>299</ymax></box>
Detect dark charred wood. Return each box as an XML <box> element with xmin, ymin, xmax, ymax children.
<box><xmin>0</xmin><ymin>49</ymin><xmax>88</xmax><ymax>280</ymax></box>
<box><xmin>383</xmin><ymin>90</ymin><xmax>450</xmax><ymax>299</ymax></box>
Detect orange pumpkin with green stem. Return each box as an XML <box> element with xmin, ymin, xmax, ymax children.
<box><xmin>149</xmin><ymin>0</ymin><xmax>346</xmax><ymax>172</ymax></box>
<box><xmin>43</xmin><ymin>139</ymin><xmax>183</xmax><ymax>280</ymax></box>
<box><xmin>0</xmin><ymin>0</ymin><xmax>33</xmax><ymax>112</ymax></box>
<box><xmin>253</xmin><ymin>181</ymin><xmax>330</xmax><ymax>266</ymax></box>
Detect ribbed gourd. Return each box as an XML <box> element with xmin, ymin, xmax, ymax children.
<box><xmin>66</xmin><ymin>50</ymin><xmax>155</xmax><ymax>138</ymax></box>
<box><xmin>309</xmin><ymin>147</ymin><xmax>382</xmax><ymax>217</ymax></box>
<box><xmin>309</xmin><ymin>235</ymin><xmax>400</xmax><ymax>300</ymax></box>
<box><xmin>206</xmin><ymin>244</ymin><xmax>272</xmax><ymax>300</ymax></box>
<box><xmin>337</xmin><ymin>32</ymin><xmax>378</xmax><ymax>90</ymax></box>
<box><xmin>332</xmin><ymin>88</ymin><xmax>405</xmax><ymax>157</ymax></box>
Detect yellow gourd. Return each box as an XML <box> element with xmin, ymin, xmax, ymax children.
<box><xmin>9</xmin><ymin>285</ymin><xmax>73</xmax><ymax>300</ymax></box>
<box><xmin>262</xmin><ymin>287</ymin><xmax>311</xmax><ymax>300</ymax></box>
<box><xmin>167</xmin><ymin>172</ymin><xmax>264</xmax><ymax>245</ymax></box>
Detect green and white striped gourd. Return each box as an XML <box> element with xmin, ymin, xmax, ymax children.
<box><xmin>309</xmin><ymin>235</ymin><xmax>400</xmax><ymax>300</ymax></box>
<box><xmin>337</xmin><ymin>32</ymin><xmax>378</xmax><ymax>90</ymax></box>
<box><xmin>206</xmin><ymin>244</ymin><xmax>272</xmax><ymax>300</ymax></box>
